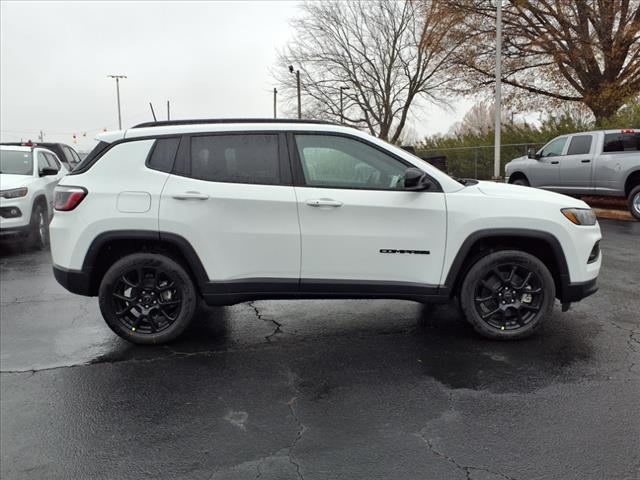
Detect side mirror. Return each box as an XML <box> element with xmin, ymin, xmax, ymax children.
<box><xmin>39</xmin><ymin>167</ymin><xmax>58</xmax><ymax>177</ymax></box>
<box><xmin>404</xmin><ymin>167</ymin><xmax>432</xmax><ymax>191</ymax></box>
<box><xmin>527</xmin><ymin>147</ymin><xmax>540</xmax><ymax>160</ymax></box>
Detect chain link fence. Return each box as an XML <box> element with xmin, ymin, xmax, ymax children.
<box><xmin>415</xmin><ymin>143</ymin><xmax>545</xmax><ymax>180</ymax></box>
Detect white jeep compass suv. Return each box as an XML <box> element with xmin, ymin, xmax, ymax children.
<box><xmin>50</xmin><ymin>119</ymin><xmax>602</xmax><ymax>344</ymax></box>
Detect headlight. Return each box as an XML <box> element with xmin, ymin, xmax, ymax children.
<box><xmin>0</xmin><ymin>187</ymin><xmax>28</xmax><ymax>199</ymax></box>
<box><xmin>561</xmin><ymin>208</ymin><xmax>597</xmax><ymax>226</ymax></box>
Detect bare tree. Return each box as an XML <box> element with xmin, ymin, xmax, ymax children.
<box><xmin>274</xmin><ymin>0</ymin><xmax>464</xmax><ymax>142</ymax></box>
<box><xmin>450</xmin><ymin>0</ymin><xmax>640</xmax><ymax>121</ymax></box>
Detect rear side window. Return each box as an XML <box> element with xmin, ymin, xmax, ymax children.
<box><xmin>603</xmin><ymin>132</ymin><xmax>640</xmax><ymax>152</ymax></box>
<box><xmin>189</xmin><ymin>134</ymin><xmax>280</xmax><ymax>185</ymax></box>
<box><xmin>567</xmin><ymin>135</ymin><xmax>592</xmax><ymax>155</ymax></box>
<box><xmin>148</xmin><ymin>137</ymin><xmax>180</xmax><ymax>173</ymax></box>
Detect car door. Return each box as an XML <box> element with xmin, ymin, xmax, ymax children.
<box><xmin>159</xmin><ymin>132</ymin><xmax>301</xmax><ymax>287</ymax></box>
<box><xmin>290</xmin><ymin>133</ymin><xmax>447</xmax><ymax>292</ymax></box>
<box><xmin>559</xmin><ymin>134</ymin><xmax>595</xmax><ymax>194</ymax></box>
<box><xmin>530</xmin><ymin>136</ymin><xmax>567</xmax><ymax>189</ymax></box>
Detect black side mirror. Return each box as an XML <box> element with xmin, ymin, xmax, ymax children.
<box><xmin>527</xmin><ymin>147</ymin><xmax>540</xmax><ymax>160</ymax></box>
<box><xmin>404</xmin><ymin>167</ymin><xmax>432</xmax><ymax>191</ymax></box>
<box><xmin>39</xmin><ymin>167</ymin><xmax>58</xmax><ymax>177</ymax></box>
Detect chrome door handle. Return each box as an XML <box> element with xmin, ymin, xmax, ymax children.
<box><xmin>306</xmin><ymin>198</ymin><xmax>343</xmax><ymax>207</ymax></box>
<box><xmin>172</xmin><ymin>191</ymin><xmax>210</xmax><ymax>200</ymax></box>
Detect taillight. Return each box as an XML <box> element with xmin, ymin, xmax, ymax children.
<box><xmin>54</xmin><ymin>186</ymin><xmax>87</xmax><ymax>211</ymax></box>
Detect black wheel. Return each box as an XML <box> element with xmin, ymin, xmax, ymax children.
<box><xmin>460</xmin><ymin>250</ymin><xmax>555</xmax><ymax>340</ymax></box>
<box><xmin>628</xmin><ymin>185</ymin><xmax>640</xmax><ymax>221</ymax></box>
<box><xmin>98</xmin><ymin>253</ymin><xmax>197</xmax><ymax>344</ymax></box>
<box><xmin>511</xmin><ymin>177</ymin><xmax>529</xmax><ymax>186</ymax></box>
<box><xmin>28</xmin><ymin>203</ymin><xmax>49</xmax><ymax>250</ymax></box>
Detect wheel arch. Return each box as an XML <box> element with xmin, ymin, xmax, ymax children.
<box><xmin>82</xmin><ymin>230</ymin><xmax>208</xmax><ymax>296</ymax></box>
<box><xmin>624</xmin><ymin>169</ymin><xmax>640</xmax><ymax>197</ymax></box>
<box><xmin>442</xmin><ymin>229</ymin><xmax>570</xmax><ymax>301</ymax></box>
<box><xmin>507</xmin><ymin>171</ymin><xmax>529</xmax><ymax>184</ymax></box>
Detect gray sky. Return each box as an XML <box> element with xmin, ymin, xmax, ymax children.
<box><xmin>1</xmin><ymin>1</ymin><xmax>469</xmax><ymax>151</ymax></box>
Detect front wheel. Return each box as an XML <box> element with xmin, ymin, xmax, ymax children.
<box><xmin>459</xmin><ymin>250</ymin><xmax>555</xmax><ymax>340</ymax></box>
<box><xmin>98</xmin><ymin>253</ymin><xmax>198</xmax><ymax>344</ymax></box>
<box><xmin>628</xmin><ymin>185</ymin><xmax>640</xmax><ymax>221</ymax></box>
<box><xmin>28</xmin><ymin>203</ymin><xmax>49</xmax><ymax>250</ymax></box>
<box><xmin>511</xmin><ymin>177</ymin><xmax>529</xmax><ymax>186</ymax></box>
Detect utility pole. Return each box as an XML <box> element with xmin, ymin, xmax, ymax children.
<box><xmin>289</xmin><ymin>65</ymin><xmax>301</xmax><ymax>119</ymax></box>
<box><xmin>340</xmin><ymin>86</ymin><xmax>350</xmax><ymax>125</ymax></box>
<box><xmin>167</xmin><ymin>100</ymin><xmax>170</xmax><ymax>120</ymax></box>
<box><xmin>273</xmin><ymin>88</ymin><xmax>278</xmax><ymax>119</ymax></box>
<box><xmin>108</xmin><ymin>74</ymin><xmax>127</xmax><ymax>129</ymax></box>
<box><xmin>493</xmin><ymin>1</ymin><xmax>502</xmax><ymax>180</ymax></box>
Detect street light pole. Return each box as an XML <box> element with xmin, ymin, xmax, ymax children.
<box><xmin>289</xmin><ymin>65</ymin><xmax>302</xmax><ymax>119</ymax></box>
<box><xmin>340</xmin><ymin>86</ymin><xmax>350</xmax><ymax>125</ymax></box>
<box><xmin>493</xmin><ymin>1</ymin><xmax>502</xmax><ymax>180</ymax></box>
<box><xmin>273</xmin><ymin>88</ymin><xmax>278</xmax><ymax>119</ymax></box>
<box><xmin>108</xmin><ymin>74</ymin><xmax>127</xmax><ymax>130</ymax></box>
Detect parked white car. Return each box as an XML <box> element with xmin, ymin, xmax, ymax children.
<box><xmin>0</xmin><ymin>144</ymin><xmax>68</xmax><ymax>248</ymax></box>
<box><xmin>51</xmin><ymin>119</ymin><xmax>601</xmax><ymax>344</ymax></box>
<box><xmin>505</xmin><ymin>129</ymin><xmax>640</xmax><ymax>220</ymax></box>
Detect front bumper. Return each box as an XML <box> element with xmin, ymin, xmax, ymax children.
<box><xmin>0</xmin><ymin>224</ymin><xmax>31</xmax><ymax>237</ymax></box>
<box><xmin>560</xmin><ymin>277</ymin><xmax>598</xmax><ymax>303</ymax></box>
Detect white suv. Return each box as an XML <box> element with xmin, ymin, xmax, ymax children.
<box><xmin>1</xmin><ymin>144</ymin><xmax>68</xmax><ymax>248</ymax></box>
<box><xmin>50</xmin><ymin>119</ymin><xmax>602</xmax><ymax>344</ymax></box>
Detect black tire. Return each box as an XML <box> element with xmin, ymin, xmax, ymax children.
<box><xmin>628</xmin><ymin>185</ymin><xmax>640</xmax><ymax>221</ymax></box>
<box><xmin>459</xmin><ymin>250</ymin><xmax>555</xmax><ymax>340</ymax></box>
<box><xmin>511</xmin><ymin>177</ymin><xmax>529</xmax><ymax>186</ymax></box>
<box><xmin>28</xmin><ymin>202</ymin><xmax>49</xmax><ymax>250</ymax></box>
<box><xmin>98</xmin><ymin>253</ymin><xmax>198</xmax><ymax>344</ymax></box>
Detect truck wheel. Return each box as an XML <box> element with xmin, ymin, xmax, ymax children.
<box><xmin>99</xmin><ymin>253</ymin><xmax>198</xmax><ymax>344</ymax></box>
<box><xmin>511</xmin><ymin>177</ymin><xmax>529</xmax><ymax>186</ymax></box>
<box><xmin>28</xmin><ymin>203</ymin><xmax>49</xmax><ymax>250</ymax></box>
<box><xmin>628</xmin><ymin>185</ymin><xmax>640</xmax><ymax>221</ymax></box>
<box><xmin>460</xmin><ymin>250</ymin><xmax>555</xmax><ymax>340</ymax></box>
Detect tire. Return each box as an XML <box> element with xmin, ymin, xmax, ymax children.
<box><xmin>511</xmin><ymin>177</ymin><xmax>529</xmax><ymax>186</ymax></box>
<box><xmin>628</xmin><ymin>185</ymin><xmax>640</xmax><ymax>221</ymax></box>
<box><xmin>98</xmin><ymin>253</ymin><xmax>198</xmax><ymax>344</ymax></box>
<box><xmin>28</xmin><ymin>202</ymin><xmax>49</xmax><ymax>250</ymax></box>
<box><xmin>459</xmin><ymin>250</ymin><xmax>555</xmax><ymax>340</ymax></box>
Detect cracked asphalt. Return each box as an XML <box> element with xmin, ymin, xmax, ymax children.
<box><xmin>1</xmin><ymin>219</ymin><xmax>639</xmax><ymax>480</ymax></box>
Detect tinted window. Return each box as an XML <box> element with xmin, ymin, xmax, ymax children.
<box><xmin>37</xmin><ymin>152</ymin><xmax>49</xmax><ymax>172</ymax></box>
<box><xmin>70</xmin><ymin>141</ymin><xmax>110</xmax><ymax>174</ymax></box>
<box><xmin>567</xmin><ymin>135</ymin><xmax>592</xmax><ymax>155</ymax></box>
<box><xmin>539</xmin><ymin>137</ymin><xmax>567</xmax><ymax>157</ymax></box>
<box><xmin>295</xmin><ymin>135</ymin><xmax>407</xmax><ymax>189</ymax></box>
<box><xmin>190</xmin><ymin>134</ymin><xmax>280</xmax><ymax>185</ymax></box>
<box><xmin>148</xmin><ymin>137</ymin><xmax>180</xmax><ymax>173</ymax></box>
<box><xmin>0</xmin><ymin>150</ymin><xmax>33</xmax><ymax>175</ymax></box>
<box><xmin>62</xmin><ymin>146</ymin><xmax>76</xmax><ymax>166</ymax></box>
<box><xmin>603</xmin><ymin>132</ymin><xmax>640</xmax><ymax>152</ymax></box>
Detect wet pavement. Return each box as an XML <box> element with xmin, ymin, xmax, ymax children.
<box><xmin>1</xmin><ymin>219</ymin><xmax>639</xmax><ymax>480</ymax></box>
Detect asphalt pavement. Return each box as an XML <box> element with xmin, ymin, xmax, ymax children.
<box><xmin>1</xmin><ymin>219</ymin><xmax>639</xmax><ymax>480</ymax></box>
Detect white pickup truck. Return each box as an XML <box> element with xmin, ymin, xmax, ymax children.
<box><xmin>505</xmin><ymin>129</ymin><xmax>640</xmax><ymax>220</ymax></box>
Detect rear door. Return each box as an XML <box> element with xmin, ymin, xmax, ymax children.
<box><xmin>159</xmin><ymin>132</ymin><xmax>301</xmax><ymax>286</ymax></box>
<box><xmin>290</xmin><ymin>133</ymin><xmax>447</xmax><ymax>292</ymax></box>
<box><xmin>529</xmin><ymin>136</ymin><xmax>567</xmax><ymax>189</ymax></box>
<box><xmin>559</xmin><ymin>134</ymin><xmax>595</xmax><ymax>194</ymax></box>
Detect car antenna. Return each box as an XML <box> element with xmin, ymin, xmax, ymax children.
<box><xmin>149</xmin><ymin>102</ymin><xmax>157</xmax><ymax>122</ymax></box>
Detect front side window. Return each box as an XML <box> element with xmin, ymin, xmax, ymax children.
<box><xmin>44</xmin><ymin>152</ymin><xmax>60</xmax><ymax>170</ymax></box>
<box><xmin>567</xmin><ymin>135</ymin><xmax>593</xmax><ymax>155</ymax></box>
<box><xmin>603</xmin><ymin>132</ymin><xmax>640</xmax><ymax>152</ymax></box>
<box><xmin>294</xmin><ymin>134</ymin><xmax>407</xmax><ymax>189</ymax></box>
<box><xmin>0</xmin><ymin>150</ymin><xmax>33</xmax><ymax>175</ymax></box>
<box><xmin>190</xmin><ymin>134</ymin><xmax>280</xmax><ymax>185</ymax></box>
<box><xmin>37</xmin><ymin>152</ymin><xmax>49</xmax><ymax>173</ymax></box>
<box><xmin>539</xmin><ymin>137</ymin><xmax>567</xmax><ymax>157</ymax></box>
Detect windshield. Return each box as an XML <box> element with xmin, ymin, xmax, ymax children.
<box><xmin>0</xmin><ymin>150</ymin><xmax>33</xmax><ymax>175</ymax></box>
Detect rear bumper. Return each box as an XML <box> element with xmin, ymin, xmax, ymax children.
<box><xmin>560</xmin><ymin>277</ymin><xmax>598</xmax><ymax>303</ymax></box>
<box><xmin>53</xmin><ymin>264</ymin><xmax>93</xmax><ymax>296</ymax></box>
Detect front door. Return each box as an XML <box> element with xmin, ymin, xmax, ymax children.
<box><xmin>291</xmin><ymin>133</ymin><xmax>447</xmax><ymax>291</ymax></box>
<box><xmin>530</xmin><ymin>136</ymin><xmax>567</xmax><ymax>189</ymax></box>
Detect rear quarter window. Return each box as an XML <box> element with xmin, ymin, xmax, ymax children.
<box><xmin>147</xmin><ymin>137</ymin><xmax>180</xmax><ymax>173</ymax></box>
<box><xmin>603</xmin><ymin>132</ymin><xmax>640</xmax><ymax>152</ymax></box>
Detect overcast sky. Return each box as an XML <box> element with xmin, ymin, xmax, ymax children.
<box><xmin>1</xmin><ymin>1</ymin><xmax>470</xmax><ymax>151</ymax></box>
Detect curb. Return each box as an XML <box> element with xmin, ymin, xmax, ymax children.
<box><xmin>591</xmin><ymin>208</ymin><xmax>635</xmax><ymax>222</ymax></box>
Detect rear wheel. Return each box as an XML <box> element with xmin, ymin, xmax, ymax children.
<box><xmin>98</xmin><ymin>253</ymin><xmax>197</xmax><ymax>344</ymax></box>
<box><xmin>628</xmin><ymin>185</ymin><xmax>640</xmax><ymax>221</ymax></box>
<box><xmin>460</xmin><ymin>250</ymin><xmax>555</xmax><ymax>340</ymax></box>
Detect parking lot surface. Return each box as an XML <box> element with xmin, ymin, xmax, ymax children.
<box><xmin>1</xmin><ymin>219</ymin><xmax>639</xmax><ymax>480</ymax></box>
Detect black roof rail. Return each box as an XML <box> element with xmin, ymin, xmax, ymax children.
<box><xmin>131</xmin><ymin>118</ymin><xmax>339</xmax><ymax>129</ymax></box>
